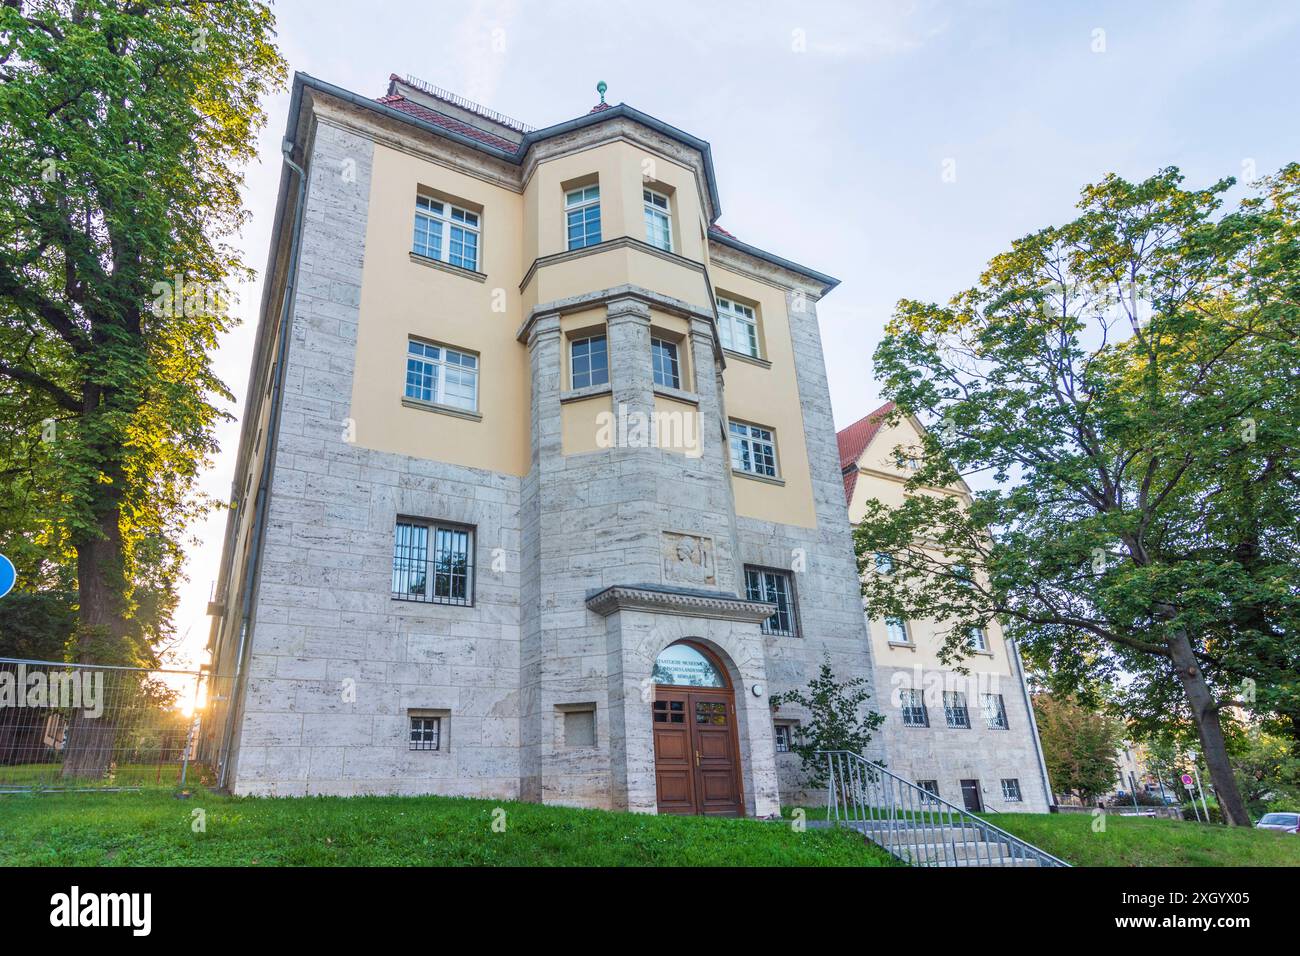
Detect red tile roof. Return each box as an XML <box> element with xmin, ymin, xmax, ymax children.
<box><xmin>375</xmin><ymin>93</ymin><xmax>520</xmax><ymax>152</ymax></box>
<box><xmin>836</xmin><ymin>401</ymin><xmax>895</xmax><ymax>503</ymax></box>
<box><xmin>588</xmin><ymin>101</ymin><xmax>614</xmax><ymax>114</ymax></box>
<box><xmin>708</xmin><ymin>224</ymin><xmax>736</xmax><ymax>239</ymax></box>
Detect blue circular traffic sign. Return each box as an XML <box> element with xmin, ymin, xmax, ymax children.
<box><xmin>0</xmin><ymin>554</ymin><xmax>15</xmax><ymax>600</ymax></box>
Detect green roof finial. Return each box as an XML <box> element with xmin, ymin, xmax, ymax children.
<box><xmin>596</xmin><ymin>80</ymin><xmax>607</xmax><ymax>104</ymax></box>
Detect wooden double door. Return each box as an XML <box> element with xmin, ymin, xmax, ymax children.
<box><xmin>652</xmin><ymin>686</ymin><xmax>744</xmax><ymax>816</ymax></box>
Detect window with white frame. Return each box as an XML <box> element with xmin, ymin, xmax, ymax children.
<box><xmin>874</xmin><ymin>552</ymin><xmax>894</xmax><ymax>575</ymax></box>
<box><xmin>773</xmin><ymin>722</ymin><xmax>796</xmax><ymax>753</ymax></box>
<box><xmin>643</xmin><ymin>188</ymin><xmax>672</xmax><ymax>251</ymax></box>
<box><xmin>943</xmin><ymin>691</ymin><xmax>971</xmax><ymax>728</ymax></box>
<box><xmin>651</xmin><ymin>337</ymin><xmax>681</xmax><ymax>389</ymax></box>
<box><xmin>409</xmin><ymin>714</ymin><xmax>442</xmax><ymax>751</ymax></box>
<box><xmin>745</xmin><ymin>566</ymin><xmax>796</xmax><ymax>637</ymax></box>
<box><xmin>982</xmin><ymin>693</ymin><xmax>1009</xmax><ymax>730</ymax></box>
<box><xmin>1001</xmin><ymin>778</ymin><xmax>1023</xmax><ymax>801</ymax></box>
<box><xmin>405</xmin><ymin>339</ymin><xmax>479</xmax><ymax>411</ymax></box>
<box><xmin>570</xmin><ymin>335</ymin><xmax>609</xmax><ymax>389</ymax></box>
<box><xmin>900</xmin><ymin>688</ymin><xmax>929</xmax><ymax>727</ymax></box>
<box><xmin>716</xmin><ymin>296</ymin><xmax>759</xmax><ymax>358</ymax></box>
<box><xmin>413</xmin><ymin>195</ymin><xmax>480</xmax><ymax>271</ymax></box>
<box><xmin>392</xmin><ymin>520</ymin><xmax>474</xmax><ymax>606</ymax></box>
<box><xmin>885</xmin><ymin>617</ymin><xmax>910</xmax><ymax>644</ymax></box>
<box><xmin>729</xmin><ymin>420</ymin><xmax>778</xmax><ymax>477</ymax></box>
<box><xmin>968</xmin><ymin>625</ymin><xmax>988</xmax><ymax>652</ymax></box>
<box><xmin>565</xmin><ymin>185</ymin><xmax>601</xmax><ymax>249</ymax></box>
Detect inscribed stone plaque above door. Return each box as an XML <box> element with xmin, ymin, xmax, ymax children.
<box><xmin>662</xmin><ymin>532</ymin><xmax>716</xmax><ymax>586</ymax></box>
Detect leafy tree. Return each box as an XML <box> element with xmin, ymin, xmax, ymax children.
<box><xmin>770</xmin><ymin>656</ymin><xmax>884</xmax><ymax>789</ymax></box>
<box><xmin>1032</xmin><ymin>694</ymin><xmax>1123</xmax><ymax>803</ymax></box>
<box><xmin>855</xmin><ymin>166</ymin><xmax>1300</xmax><ymax>825</ymax></box>
<box><xmin>0</xmin><ymin>1</ymin><xmax>284</xmax><ymax>773</ymax></box>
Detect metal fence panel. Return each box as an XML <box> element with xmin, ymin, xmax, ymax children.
<box><xmin>0</xmin><ymin>658</ymin><xmax>230</xmax><ymax>792</ymax></box>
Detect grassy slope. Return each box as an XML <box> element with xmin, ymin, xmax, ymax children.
<box><xmin>987</xmin><ymin>812</ymin><xmax>1300</xmax><ymax>867</ymax></box>
<box><xmin>0</xmin><ymin>790</ymin><xmax>897</xmax><ymax>867</ymax></box>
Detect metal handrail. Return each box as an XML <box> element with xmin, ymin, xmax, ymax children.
<box><xmin>817</xmin><ymin>750</ymin><xmax>1070</xmax><ymax>867</ymax></box>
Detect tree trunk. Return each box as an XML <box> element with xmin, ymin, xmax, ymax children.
<box><xmin>62</xmin><ymin>484</ymin><xmax>125</xmax><ymax>780</ymax></box>
<box><xmin>1166</xmin><ymin>630</ymin><xmax>1250</xmax><ymax>826</ymax></box>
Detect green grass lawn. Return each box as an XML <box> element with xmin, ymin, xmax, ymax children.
<box><xmin>0</xmin><ymin>789</ymin><xmax>898</xmax><ymax>867</ymax></box>
<box><xmin>1</xmin><ymin>761</ymin><xmax>214</xmax><ymax>790</ymax></box>
<box><xmin>981</xmin><ymin>812</ymin><xmax>1300</xmax><ymax>867</ymax></box>
<box><xmin>780</xmin><ymin>805</ymin><xmax>1300</xmax><ymax>866</ymax></box>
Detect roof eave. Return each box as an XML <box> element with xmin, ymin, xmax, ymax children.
<box><xmin>707</xmin><ymin>230</ymin><xmax>839</xmax><ymax>296</ymax></box>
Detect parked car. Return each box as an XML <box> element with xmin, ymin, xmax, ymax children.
<box><xmin>1255</xmin><ymin>812</ymin><xmax>1300</xmax><ymax>833</ymax></box>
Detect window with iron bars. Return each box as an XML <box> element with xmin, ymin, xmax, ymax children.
<box><xmin>1001</xmin><ymin>777</ymin><xmax>1022</xmax><ymax>801</ymax></box>
<box><xmin>900</xmin><ymin>688</ymin><xmax>929</xmax><ymax>727</ymax></box>
<box><xmin>745</xmin><ymin>566</ymin><xmax>796</xmax><ymax>636</ymax></box>
<box><xmin>982</xmin><ymin>693</ymin><xmax>1009</xmax><ymax>730</ymax></box>
<box><xmin>943</xmin><ymin>691</ymin><xmax>971</xmax><ymax>728</ymax></box>
<box><xmin>392</xmin><ymin>520</ymin><xmax>474</xmax><ymax>605</ymax></box>
<box><xmin>409</xmin><ymin>715</ymin><xmax>441</xmax><ymax>751</ymax></box>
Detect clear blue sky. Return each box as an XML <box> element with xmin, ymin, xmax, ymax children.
<box><xmin>170</xmin><ymin>0</ymin><xmax>1300</xmax><ymax>665</ymax></box>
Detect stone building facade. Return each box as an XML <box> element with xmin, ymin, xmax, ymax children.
<box><xmin>202</xmin><ymin>73</ymin><xmax>880</xmax><ymax>814</ymax></box>
<box><xmin>837</xmin><ymin>404</ymin><xmax>1053</xmax><ymax>812</ymax></box>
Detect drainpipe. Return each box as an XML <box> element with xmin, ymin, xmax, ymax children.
<box><xmin>1009</xmin><ymin>636</ymin><xmax>1054</xmax><ymax>810</ymax></box>
<box><xmin>216</xmin><ymin>136</ymin><xmax>310</xmax><ymax>789</ymax></box>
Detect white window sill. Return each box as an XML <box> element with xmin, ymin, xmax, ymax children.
<box><xmin>409</xmin><ymin>251</ymin><xmax>487</xmax><ymax>282</ymax></box>
<box><xmin>653</xmin><ymin>384</ymin><xmax>699</xmax><ymax>405</ymax></box>
<box><xmin>401</xmin><ymin>396</ymin><xmax>483</xmax><ymax>422</ymax></box>
<box><xmin>732</xmin><ymin>468</ymin><xmax>784</xmax><ymax>486</ymax></box>
<box><xmin>887</xmin><ymin>640</ymin><xmax>916</xmax><ymax>650</ymax></box>
<box><xmin>560</xmin><ymin>382</ymin><xmax>612</xmax><ymax>404</ymax></box>
<box><xmin>722</xmin><ymin>348</ymin><xmax>771</xmax><ymax>370</ymax></box>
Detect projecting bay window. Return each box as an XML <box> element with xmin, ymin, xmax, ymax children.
<box><xmin>745</xmin><ymin>566</ymin><xmax>796</xmax><ymax>637</ymax></box>
<box><xmin>405</xmin><ymin>339</ymin><xmax>479</xmax><ymax>412</ymax></box>
<box><xmin>565</xmin><ymin>184</ymin><xmax>601</xmax><ymax>249</ymax></box>
<box><xmin>651</xmin><ymin>337</ymin><xmax>681</xmax><ymax>389</ymax></box>
<box><xmin>716</xmin><ymin>296</ymin><xmax>760</xmax><ymax>359</ymax></box>
<box><xmin>392</xmin><ymin>520</ymin><xmax>474</xmax><ymax>606</ymax></box>
<box><xmin>413</xmin><ymin>195</ymin><xmax>480</xmax><ymax>271</ymax></box>
<box><xmin>729</xmin><ymin>420</ymin><xmax>778</xmax><ymax>478</ymax></box>
<box><xmin>643</xmin><ymin>188</ymin><xmax>672</xmax><ymax>251</ymax></box>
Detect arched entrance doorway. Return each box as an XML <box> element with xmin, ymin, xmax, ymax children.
<box><xmin>651</xmin><ymin>641</ymin><xmax>744</xmax><ymax>816</ymax></box>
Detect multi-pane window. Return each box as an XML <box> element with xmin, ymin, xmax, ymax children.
<box><xmin>885</xmin><ymin>617</ymin><xmax>910</xmax><ymax>644</ymax></box>
<box><xmin>968</xmin><ymin>626</ymin><xmax>988</xmax><ymax>652</ymax></box>
<box><xmin>643</xmin><ymin>188</ymin><xmax>672</xmax><ymax>250</ymax></box>
<box><xmin>874</xmin><ymin>552</ymin><xmax>894</xmax><ymax>575</ymax></box>
<box><xmin>413</xmin><ymin>195</ymin><xmax>479</xmax><ymax>271</ymax></box>
<box><xmin>716</xmin><ymin>296</ymin><xmax>759</xmax><ymax>358</ymax></box>
<box><xmin>900</xmin><ymin>689</ymin><xmax>929</xmax><ymax>727</ymax></box>
<box><xmin>565</xmin><ymin>185</ymin><xmax>601</xmax><ymax>249</ymax></box>
<box><xmin>982</xmin><ymin>693</ymin><xmax>1009</xmax><ymax>730</ymax></box>
<box><xmin>392</xmin><ymin>520</ymin><xmax>474</xmax><ymax>606</ymax></box>
<box><xmin>943</xmin><ymin>691</ymin><xmax>971</xmax><ymax>728</ymax></box>
<box><xmin>917</xmin><ymin>779</ymin><xmax>941</xmax><ymax>802</ymax></box>
<box><xmin>745</xmin><ymin>567</ymin><xmax>796</xmax><ymax>637</ymax></box>
<box><xmin>405</xmin><ymin>339</ymin><xmax>479</xmax><ymax>411</ymax></box>
<box><xmin>651</xmin><ymin>337</ymin><xmax>681</xmax><ymax>389</ymax></box>
<box><xmin>729</xmin><ymin>420</ymin><xmax>778</xmax><ymax>477</ymax></box>
<box><xmin>774</xmin><ymin>723</ymin><xmax>794</xmax><ymax>753</ymax></box>
<box><xmin>1001</xmin><ymin>778</ymin><xmax>1023</xmax><ymax>801</ymax></box>
<box><xmin>409</xmin><ymin>715</ymin><xmax>441</xmax><ymax>751</ymax></box>
<box><xmin>570</xmin><ymin>335</ymin><xmax>609</xmax><ymax>389</ymax></box>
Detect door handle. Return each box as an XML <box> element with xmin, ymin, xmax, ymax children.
<box><xmin>695</xmin><ymin>750</ymin><xmax>700</xmax><ymax>767</ymax></box>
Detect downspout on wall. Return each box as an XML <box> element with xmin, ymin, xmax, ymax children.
<box><xmin>1010</xmin><ymin>636</ymin><xmax>1055</xmax><ymax>809</ymax></box>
